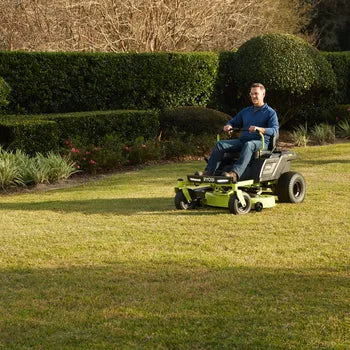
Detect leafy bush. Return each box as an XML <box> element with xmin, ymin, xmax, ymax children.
<box><xmin>160</xmin><ymin>106</ymin><xmax>231</xmax><ymax>137</ymax></box>
<box><xmin>310</xmin><ymin>124</ymin><xmax>335</xmax><ymax>144</ymax></box>
<box><xmin>233</xmin><ymin>33</ymin><xmax>337</xmax><ymax>125</ymax></box>
<box><xmin>335</xmin><ymin>104</ymin><xmax>350</xmax><ymax>121</ymax></box>
<box><xmin>322</xmin><ymin>52</ymin><xmax>350</xmax><ymax>104</ymax></box>
<box><xmin>0</xmin><ymin>51</ymin><xmax>218</xmax><ymax>114</ymax></box>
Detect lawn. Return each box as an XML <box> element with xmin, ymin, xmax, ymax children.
<box><xmin>0</xmin><ymin>143</ymin><xmax>349</xmax><ymax>349</ymax></box>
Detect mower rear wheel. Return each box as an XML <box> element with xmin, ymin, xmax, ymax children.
<box><xmin>276</xmin><ymin>171</ymin><xmax>306</xmax><ymax>203</ymax></box>
<box><xmin>175</xmin><ymin>190</ymin><xmax>196</xmax><ymax>210</ymax></box>
<box><xmin>229</xmin><ymin>192</ymin><xmax>252</xmax><ymax>215</ymax></box>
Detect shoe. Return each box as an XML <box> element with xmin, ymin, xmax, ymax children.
<box><xmin>223</xmin><ymin>171</ymin><xmax>238</xmax><ymax>183</ymax></box>
<box><xmin>195</xmin><ymin>170</ymin><xmax>213</xmax><ymax>176</ymax></box>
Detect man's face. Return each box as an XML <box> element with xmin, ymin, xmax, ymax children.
<box><xmin>250</xmin><ymin>87</ymin><xmax>265</xmax><ymax>107</ymax></box>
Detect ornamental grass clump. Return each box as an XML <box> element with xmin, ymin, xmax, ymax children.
<box><xmin>311</xmin><ymin>123</ymin><xmax>335</xmax><ymax>145</ymax></box>
<box><xmin>0</xmin><ymin>148</ymin><xmax>78</xmax><ymax>190</ymax></box>
<box><xmin>336</xmin><ymin>120</ymin><xmax>350</xmax><ymax>139</ymax></box>
<box><xmin>291</xmin><ymin>124</ymin><xmax>309</xmax><ymax>147</ymax></box>
<box><xmin>0</xmin><ymin>148</ymin><xmax>23</xmax><ymax>189</ymax></box>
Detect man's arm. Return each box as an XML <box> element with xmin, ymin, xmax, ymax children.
<box><xmin>224</xmin><ymin>110</ymin><xmax>243</xmax><ymax>132</ymax></box>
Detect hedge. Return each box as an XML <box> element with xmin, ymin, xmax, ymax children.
<box><xmin>322</xmin><ymin>51</ymin><xmax>350</xmax><ymax>104</ymax></box>
<box><xmin>0</xmin><ymin>110</ymin><xmax>159</xmax><ymax>154</ymax></box>
<box><xmin>0</xmin><ymin>51</ymin><xmax>218</xmax><ymax>114</ymax></box>
<box><xmin>159</xmin><ymin>106</ymin><xmax>231</xmax><ymax>136</ymax></box>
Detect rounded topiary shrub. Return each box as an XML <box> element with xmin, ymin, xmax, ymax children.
<box><xmin>0</xmin><ymin>77</ymin><xmax>11</xmax><ymax>112</ymax></box>
<box><xmin>159</xmin><ymin>106</ymin><xmax>231</xmax><ymax>137</ymax></box>
<box><xmin>234</xmin><ymin>33</ymin><xmax>337</xmax><ymax>125</ymax></box>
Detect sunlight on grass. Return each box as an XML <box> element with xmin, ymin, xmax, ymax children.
<box><xmin>0</xmin><ymin>143</ymin><xmax>349</xmax><ymax>348</ymax></box>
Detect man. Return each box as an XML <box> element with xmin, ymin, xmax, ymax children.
<box><xmin>199</xmin><ymin>83</ymin><xmax>279</xmax><ymax>182</ymax></box>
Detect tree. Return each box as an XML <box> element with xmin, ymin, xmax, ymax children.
<box><xmin>304</xmin><ymin>0</ymin><xmax>350</xmax><ymax>51</ymax></box>
<box><xmin>0</xmin><ymin>0</ymin><xmax>311</xmax><ymax>52</ymax></box>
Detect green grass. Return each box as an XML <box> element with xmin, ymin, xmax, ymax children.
<box><xmin>0</xmin><ymin>143</ymin><xmax>349</xmax><ymax>349</ymax></box>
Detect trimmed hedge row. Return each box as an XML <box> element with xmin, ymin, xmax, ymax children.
<box><xmin>0</xmin><ymin>51</ymin><xmax>218</xmax><ymax>114</ymax></box>
<box><xmin>0</xmin><ymin>110</ymin><xmax>159</xmax><ymax>155</ymax></box>
<box><xmin>159</xmin><ymin>106</ymin><xmax>231</xmax><ymax>136</ymax></box>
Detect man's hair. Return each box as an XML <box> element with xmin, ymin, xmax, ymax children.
<box><xmin>250</xmin><ymin>83</ymin><xmax>265</xmax><ymax>91</ymax></box>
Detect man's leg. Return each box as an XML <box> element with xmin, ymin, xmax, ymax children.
<box><xmin>205</xmin><ymin>139</ymin><xmax>242</xmax><ymax>174</ymax></box>
<box><xmin>231</xmin><ymin>140</ymin><xmax>265</xmax><ymax>178</ymax></box>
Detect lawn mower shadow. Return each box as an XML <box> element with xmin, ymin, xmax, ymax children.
<box><xmin>0</xmin><ymin>197</ymin><xmax>176</xmax><ymax>215</ymax></box>
<box><xmin>0</xmin><ymin>197</ymin><xmax>234</xmax><ymax>216</ymax></box>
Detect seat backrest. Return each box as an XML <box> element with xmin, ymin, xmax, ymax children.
<box><xmin>268</xmin><ymin>131</ymin><xmax>279</xmax><ymax>151</ymax></box>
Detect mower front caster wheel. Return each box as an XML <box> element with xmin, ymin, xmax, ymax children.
<box><xmin>229</xmin><ymin>192</ymin><xmax>252</xmax><ymax>215</ymax></box>
<box><xmin>175</xmin><ymin>190</ymin><xmax>196</xmax><ymax>210</ymax></box>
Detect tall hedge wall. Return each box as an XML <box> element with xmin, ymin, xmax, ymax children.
<box><xmin>0</xmin><ymin>45</ymin><xmax>349</xmax><ymax>123</ymax></box>
<box><xmin>0</xmin><ymin>51</ymin><xmax>218</xmax><ymax>114</ymax></box>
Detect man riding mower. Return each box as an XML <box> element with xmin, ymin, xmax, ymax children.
<box><xmin>174</xmin><ymin>83</ymin><xmax>306</xmax><ymax>214</ymax></box>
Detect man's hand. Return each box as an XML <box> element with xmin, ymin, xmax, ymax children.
<box><xmin>223</xmin><ymin>125</ymin><xmax>232</xmax><ymax>133</ymax></box>
<box><xmin>249</xmin><ymin>126</ymin><xmax>265</xmax><ymax>134</ymax></box>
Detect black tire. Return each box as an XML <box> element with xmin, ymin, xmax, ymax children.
<box><xmin>276</xmin><ymin>171</ymin><xmax>306</xmax><ymax>203</ymax></box>
<box><xmin>228</xmin><ymin>192</ymin><xmax>252</xmax><ymax>215</ymax></box>
<box><xmin>175</xmin><ymin>190</ymin><xmax>196</xmax><ymax>210</ymax></box>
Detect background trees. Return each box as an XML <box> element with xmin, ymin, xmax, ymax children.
<box><xmin>303</xmin><ymin>0</ymin><xmax>350</xmax><ymax>51</ymax></box>
<box><xmin>0</xmin><ymin>0</ymin><xmax>310</xmax><ymax>52</ymax></box>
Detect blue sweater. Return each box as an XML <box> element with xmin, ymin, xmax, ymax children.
<box><xmin>227</xmin><ymin>103</ymin><xmax>279</xmax><ymax>145</ymax></box>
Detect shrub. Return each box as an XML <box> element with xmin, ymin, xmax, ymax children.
<box><xmin>160</xmin><ymin>106</ymin><xmax>231</xmax><ymax>137</ymax></box>
<box><xmin>335</xmin><ymin>104</ymin><xmax>350</xmax><ymax>121</ymax></box>
<box><xmin>0</xmin><ymin>77</ymin><xmax>10</xmax><ymax>112</ymax></box>
<box><xmin>336</xmin><ymin>120</ymin><xmax>350</xmax><ymax>139</ymax></box>
<box><xmin>322</xmin><ymin>52</ymin><xmax>350</xmax><ymax>104</ymax></box>
<box><xmin>291</xmin><ymin>124</ymin><xmax>309</xmax><ymax>147</ymax></box>
<box><xmin>310</xmin><ymin>123</ymin><xmax>335</xmax><ymax>144</ymax></box>
<box><xmin>0</xmin><ymin>110</ymin><xmax>159</xmax><ymax>155</ymax></box>
<box><xmin>0</xmin><ymin>117</ymin><xmax>60</xmax><ymax>155</ymax></box>
<box><xmin>0</xmin><ymin>147</ymin><xmax>23</xmax><ymax>189</ymax></box>
<box><xmin>209</xmin><ymin>51</ymin><xmax>239</xmax><ymax>115</ymax></box>
<box><xmin>0</xmin><ymin>148</ymin><xmax>76</xmax><ymax>189</ymax></box>
<box><xmin>124</xmin><ymin>137</ymin><xmax>163</xmax><ymax>165</ymax></box>
<box><xmin>47</xmin><ymin>110</ymin><xmax>159</xmax><ymax>145</ymax></box>
<box><xmin>0</xmin><ymin>51</ymin><xmax>218</xmax><ymax>114</ymax></box>
<box><xmin>233</xmin><ymin>33</ymin><xmax>337</xmax><ymax>125</ymax></box>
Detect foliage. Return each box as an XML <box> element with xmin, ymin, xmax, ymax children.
<box><xmin>0</xmin><ymin>51</ymin><xmax>218</xmax><ymax>114</ymax></box>
<box><xmin>0</xmin><ymin>147</ymin><xmax>23</xmax><ymax>189</ymax></box>
<box><xmin>334</xmin><ymin>104</ymin><xmax>350</xmax><ymax>121</ymax></box>
<box><xmin>233</xmin><ymin>33</ymin><xmax>337</xmax><ymax>125</ymax></box>
<box><xmin>0</xmin><ymin>110</ymin><xmax>159</xmax><ymax>155</ymax></box>
<box><xmin>322</xmin><ymin>52</ymin><xmax>350</xmax><ymax>104</ymax></box>
<box><xmin>160</xmin><ymin>106</ymin><xmax>231</xmax><ymax>137</ymax></box>
<box><xmin>310</xmin><ymin>123</ymin><xmax>335</xmax><ymax>144</ymax></box>
<box><xmin>124</xmin><ymin>137</ymin><xmax>164</xmax><ymax>166</ymax></box>
<box><xmin>0</xmin><ymin>148</ymin><xmax>77</xmax><ymax>189</ymax></box>
<box><xmin>0</xmin><ymin>118</ymin><xmax>60</xmax><ymax>155</ymax></box>
<box><xmin>304</xmin><ymin>0</ymin><xmax>350</xmax><ymax>51</ymax></box>
<box><xmin>291</xmin><ymin>124</ymin><xmax>310</xmax><ymax>147</ymax></box>
<box><xmin>336</xmin><ymin>120</ymin><xmax>350</xmax><ymax>139</ymax></box>
<box><xmin>0</xmin><ymin>76</ymin><xmax>10</xmax><ymax>112</ymax></box>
